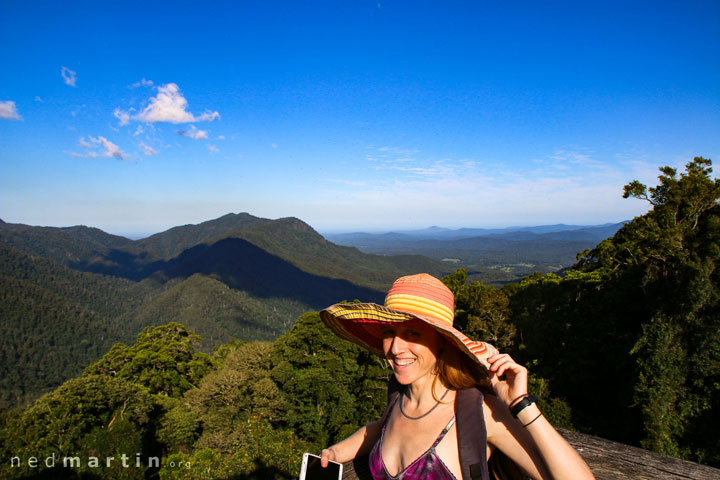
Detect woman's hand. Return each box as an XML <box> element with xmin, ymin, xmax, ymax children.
<box><xmin>487</xmin><ymin>353</ymin><xmax>529</xmax><ymax>408</ymax></box>
<box><xmin>320</xmin><ymin>447</ymin><xmax>337</xmax><ymax>468</ymax></box>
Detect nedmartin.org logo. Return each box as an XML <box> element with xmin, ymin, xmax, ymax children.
<box><xmin>9</xmin><ymin>453</ymin><xmax>190</xmax><ymax>470</ymax></box>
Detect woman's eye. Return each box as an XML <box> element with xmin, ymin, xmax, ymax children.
<box><xmin>382</xmin><ymin>329</ymin><xmax>394</xmax><ymax>338</ymax></box>
<box><xmin>408</xmin><ymin>330</ymin><xmax>422</xmax><ymax>337</ymax></box>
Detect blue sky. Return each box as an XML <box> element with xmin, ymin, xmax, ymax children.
<box><xmin>1</xmin><ymin>1</ymin><xmax>719</xmax><ymax>238</ymax></box>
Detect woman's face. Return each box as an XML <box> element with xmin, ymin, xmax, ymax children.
<box><xmin>382</xmin><ymin>321</ymin><xmax>443</xmax><ymax>385</ymax></box>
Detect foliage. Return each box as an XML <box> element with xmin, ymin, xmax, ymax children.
<box><xmin>442</xmin><ymin>269</ymin><xmax>517</xmax><ymax>350</ymax></box>
<box><xmin>184</xmin><ymin>341</ymin><xmax>281</xmax><ymax>452</ymax></box>
<box><xmin>84</xmin><ymin>323</ymin><xmax>213</xmax><ymax>397</ymax></box>
<box><xmin>158</xmin><ymin>416</ymin><xmax>310</xmax><ymax>480</ymax></box>
<box><xmin>509</xmin><ymin>158</ymin><xmax>720</xmax><ymax>463</ymax></box>
<box><xmin>0</xmin><ymin>375</ymin><xmax>158</xmax><ymax>480</ymax></box>
<box><xmin>271</xmin><ymin>312</ymin><xmax>389</xmax><ymax>449</ymax></box>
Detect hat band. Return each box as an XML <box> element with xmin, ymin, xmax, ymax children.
<box><xmin>385</xmin><ymin>294</ymin><xmax>454</xmax><ymax>326</ymax></box>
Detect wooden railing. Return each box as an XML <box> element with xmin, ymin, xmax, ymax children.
<box><xmin>341</xmin><ymin>429</ymin><xmax>720</xmax><ymax>480</ymax></box>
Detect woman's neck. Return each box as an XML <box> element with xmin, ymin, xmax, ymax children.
<box><xmin>405</xmin><ymin>374</ymin><xmax>448</xmax><ymax>408</ymax></box>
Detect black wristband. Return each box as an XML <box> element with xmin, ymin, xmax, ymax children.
<box><xmin>510</xmin><ymin>394</ymin><xmax>538</xmax><ymax>418</ymax></box>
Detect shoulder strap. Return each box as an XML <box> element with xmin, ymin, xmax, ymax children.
<box><xmin>456</xmin><ymin>388</ymin><xmax>490</xmax><ymax>480</ymax></box>
<box><xmin>380</xmin><ymin>374</ymin><xmax>402</xmax><ymax>425</ymax></box>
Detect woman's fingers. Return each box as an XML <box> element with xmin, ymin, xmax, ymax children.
<box><xmin>487</xmin><ymin>354</ymin><xmax>528</xmax><ymax>405</ymax></box>
<box><xmin>489</xmin><ymin>354</ymin><xmax>527</xmax><ymax>375</ymax></box>
<box><xmin>320</xmin><ymin>448</ymin><xmax>335</xmax><ymax>468</ymax></box>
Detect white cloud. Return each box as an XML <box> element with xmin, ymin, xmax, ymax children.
<box><xmin>207</xmin><ymin>144</ymin><xmax>219</xmax><ymax>153</ymax></box>
<box><xmin>113</xmin><ymin>108</ymin><xmax>131</xmax><ymax>126</ymax></box>
<box><xmin>61</xmin><ymin>66</ymin><xmax>77</xmax><ymax>87</ymax></box>
<box><xmin>139</xmin><ymin>142</ymin><xmax>158</xmax><ymax>156</ymax></box>
<box><xmin>34</xmin><ymin>96</ymin><xmax>44</xmax><ymax>103</ymax></box>
<box><xmin>178</xmin><ymin>125</ymin><xmax>208</xmax><ymax>140</ymax></box>
<box><xmin>131</xmin><ymin>78</ymin><xmax>154</xmax><ymax>88</ymax></box>
<box><xmin>134</xmin><ymin>83</ymin><xmax>219</xmax><ymax>124</ymax></box>
<box><xmin>71</xmin><ymin>136</ymin><xmax>127</xmax><ymax>160</ymax></box>
<box><xmin>217</xmin><ymin>135</ymin><xmax>226</xmax><ymax>140</ymax></box>
<box><xmin>0</xmin><ymin>100</ymin><xmax>21</xmax><ymax>120</ymax></box>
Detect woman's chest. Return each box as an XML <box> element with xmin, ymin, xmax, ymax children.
<box><xmin>381</xmin><ymin>410</ymin><xmax>462</xmax><ymax>478</ymax></box>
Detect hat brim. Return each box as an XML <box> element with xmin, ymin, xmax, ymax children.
<box><xmin>320</xmin><ymin>303</ymin><xmax>498</xmax><ymax>369</ymax></box>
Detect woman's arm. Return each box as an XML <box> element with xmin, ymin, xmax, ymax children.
<box><xmin>320</xmin><ymin>420</ymin><xmax>382</xmax><ymax>467</ymax></box>
<box><xmin>485</xmin><ymin>354</ymin><xmax>595</xmax><ymax>480</ymax></box>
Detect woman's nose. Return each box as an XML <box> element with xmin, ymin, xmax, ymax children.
<box><xmin>390</xmin><ymin>334</ymin><xmax>407</xmax><ymax>354</ymax></box>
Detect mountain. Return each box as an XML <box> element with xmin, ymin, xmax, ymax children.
<box><xmin>0</xmin><ymin>213</ymin><xmax>451</xmax><ymax>409</ymax></box>
<box><xmin>136</xmin><ymin>212</ymin><xmax>266</xmax><ymax>259</ymax></box>
<box><xmin>325</xmin><ymin>222</ymin><xmax>626</xmax><ymax>283</ymax></box>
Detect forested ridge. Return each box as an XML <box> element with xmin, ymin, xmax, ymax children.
<box><xmin>0</xmin><ymin>214</ymin><xmax>449</xmax><ymax>411</ymax></box>
<box><xmin>0</xmin><ymin>158</ymin><xmax>718</xmax><ymax>479</ymax></box>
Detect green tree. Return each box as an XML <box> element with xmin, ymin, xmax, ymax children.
<box><xmin>84</xmin><ymin>322</ymin><xmax>213</xmax><ymax>397</ymax></box>
<box><xmin>271</xmin><ymin>312</ymin><xmax>388</xmax><ymax>448</ymax></box>
<box><xmin>442</xmin><ymin>269</ymin><xmax>517</xmax><ymax>350</ymax></box>
<box><xmin>572</xmin><ymin>157</ymin><xmax>720</xmax><ymax>462</ymax></box>
<box><xmin>184</xmin><ymin>341</ymin><xmax>281</xmax><ymax>452</ymax></box>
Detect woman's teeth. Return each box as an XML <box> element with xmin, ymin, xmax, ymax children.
<box><xmin>395</xmin><ymin>359</ymin><xmax>416</xmax><ymax>366</ymax></box>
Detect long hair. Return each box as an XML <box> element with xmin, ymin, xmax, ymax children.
<box><xmin>432</xmin><ymin>340</ymin><xmax>526</xmax><ymax>480</ymax></box>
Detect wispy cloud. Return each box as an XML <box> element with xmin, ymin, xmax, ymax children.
<box><xmin>0</xmin><ymin>100</ymin><xmax>21</xmax><ymax>120</ymax></box>
<box><xmin>71</xmin><ymin>136</ymin><xmax>127</xmax><ymax>160</ymax></box>
<box><xmin>123</xmin><ymin>83</ymin><xmax>220</xmax><ymax>124</ymax></box>
<box><xmin>131</xmin><ymin>78</ymin><xmax>153</xmax><ymax>88</ymax></box>
<box><xmin>207</xmin><ymin>144</ymin><xmax>219</xmax><ymax>153</ymax></box>
<box><xmin>61</xmin><ymin>66</ymin><xmax>77</xmax><ymax>87</ymax></box>
<box><xmin>113</xmin><ymin>108</ymin><xmax>131</xmax><ymax>126</ymax></box>
<box><xmin>178</xmin><ymin>125</ymin><xmax>208</xmax><ymax>140</ymax></box>
<box><xmin>315</xmin><ymin>145</ymin><xmax>654</xmax><ymax>229</ymax></box>
<box><xmin>139</xmin><ymin>142</ymin><xmax>158</xmax><ymax>156</ymax></box>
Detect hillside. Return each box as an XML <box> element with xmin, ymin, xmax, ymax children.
<box><xmin>0</xmin><ymin>246</ymin><xmax>136</xmax><ymax>409</ymax></box>
<box><xmin>0</xmin><ymin>213</ymin><xmax>449</xmax><ymax>409</ymax></box>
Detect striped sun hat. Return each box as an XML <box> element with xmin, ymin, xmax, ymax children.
<box><xmin>320</xmin><ymin>273</ymin><xmax>498</xmax><ymax>369</ymax></box>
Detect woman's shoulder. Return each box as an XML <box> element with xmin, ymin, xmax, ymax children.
<box><xmin>481</xmin><ymin>392</ymin><xmax>515</xmax><ymax>438</ymax></box>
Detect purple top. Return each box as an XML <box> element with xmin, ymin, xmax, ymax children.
<box><xmin>369</xmin><ymin>410</ymin><xmax>458</xmax><ymax>480</ymax></box>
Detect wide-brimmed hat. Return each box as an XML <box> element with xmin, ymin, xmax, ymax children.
<box><xmin>320</xmin><ymin>273</ymin><xmax>498</xmax><ymax>369</ymax></box>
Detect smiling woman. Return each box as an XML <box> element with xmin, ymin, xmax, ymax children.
<box><xmin>319</xmin><ymin>274</ymin><xmax>595</xmax><ymax>480</ymax></box>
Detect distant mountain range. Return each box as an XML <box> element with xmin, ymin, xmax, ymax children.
<box><xmin>324</xmin><ymin>222</ymin><xmax>626</xmax><ymax>283</ymax></box>
<box><xmin>0</xmin><ymin>213</ymin><xmax>448</xmax><ymax>409</ymax></box>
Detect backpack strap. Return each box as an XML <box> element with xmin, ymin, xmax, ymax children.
<box><xmin>380</xmin><ymin>374</ymin><xmax>402</xmax><ymax>426</ymax></box>
<box><xmin>456</xmin><ymin>387</ymin><xmax>490</xmax><ymax>480</ymax></box>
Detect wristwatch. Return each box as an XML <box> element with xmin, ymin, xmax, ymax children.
<box><xmin>511</xmin><ymin>394</ymin><xmax>538</xmax><ymax>418</ymax></box>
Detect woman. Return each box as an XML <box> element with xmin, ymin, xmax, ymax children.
<box><xmin>318</xmin><ymin>273</ymin><xmax>594</xmax><ymax>480</ymax></box>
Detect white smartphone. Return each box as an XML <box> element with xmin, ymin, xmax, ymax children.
<box><xmin>299</xmin><ymin>452</ymin><xmax>343</xmax><ymax>480</ymax></box>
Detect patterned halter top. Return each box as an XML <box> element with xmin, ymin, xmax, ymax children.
<box><xmin>368</xmin><ymin>407</ymin><xmax>458</xmax><ymax>480</ymax></box>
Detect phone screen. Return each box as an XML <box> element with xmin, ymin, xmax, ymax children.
<box><xmin>300</xmin><ymin>453</ymin><xmax>342</xmax><ymax>480</ymax></box>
